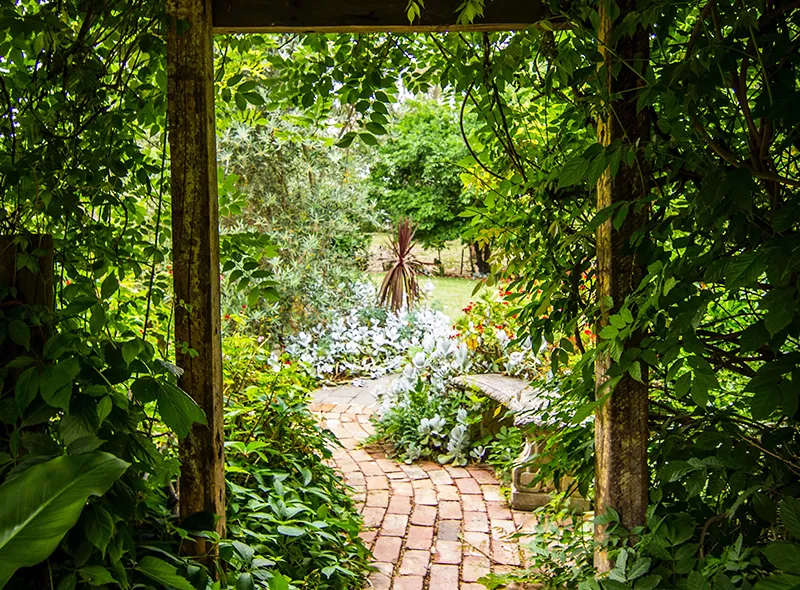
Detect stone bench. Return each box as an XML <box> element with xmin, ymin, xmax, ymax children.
<box><xmin>454</xmin><ymin>373</ymin><xmax>590</xmax><ymax>513</ymax></box>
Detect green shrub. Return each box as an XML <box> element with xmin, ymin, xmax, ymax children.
<box><xmin>222</xmin><ymin>334</ymin><xmax>371</xmax><ymax>589</ymax></box>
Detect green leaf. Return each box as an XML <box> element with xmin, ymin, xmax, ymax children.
<box><xmin>269</xmin><ymin>572</ymin><xmax>290</xmax><ymax>590</ymax></box>
<box><xmin>242</xmin><ymin>91</ymin><xmax>264</xmax><ymax>106</ymax></box>
<box><xmin>781</xmin><ymin>497</ymin><xmax>800</xmax><ymax>538</ymax></box>
<box><xmin>121</xmin><ymin>339</ymin><xmax>140</xmax><ymax>365</ymax></box>
<box><xmin>0</xmin><ymin>452</ymin><xmax>129</xmax><ymax>586</ymax></box>
<box><xmin>740</xmin><ymin>321</ymin><xmax>770</xmax><ymax>352</ymax></box>
<box><xmin>688</xmin><ymin>571</ymin><xmax>710</xmax><ymax>590</ymax></box>
<box><xmin>156</xmin><ymin>381</ymin><xmax>207</xmax><ymax>439</ymax></box>
<box><xmin>100</xmin><ymin>274</ymin><xmax>118</xmax><ymax>300</ymax></box>
<box><xmin>365</xmin><ymin>121</ymin><xmax>387</xmax><ymax>135</ymax></box>
<box><xmin>557</xmin><ymin>156</ymin><xmax>589</xmax><ymax>189</ymax></box>
<box><xmin>8</xmin><ymin>320</ymin><xmax>30</xmax><ymax>350</ymax></box>
<box><xmin>754</xmin><ymin>574</ymin><xmax>800</xmax><ymax>590</ymax></box>
<box><xmin>15</xmin><ymin>366</ymin><xmax>39</xmax><ymax>413</ymax></box>
<box><xmin>237</xmin><ymin>572</ymin><xmax>255</xmax><ymax>590</ymax></box>
<box><xmin>277</xmin><ymin>525</ymin><xmax>305</xmax><ymax>537</ymax></box>
<box><xmin>84</xmin><ymin>504</ymin><xmax>114</xmax><ymax>557</ymax></box>
<box><xmin>97</xmin><ymin>396</ymin><xmax>113</xmax><ymax>424</ymax></box>
<box><xmin>131</xmin><ymin>376</ymin><xmax>159</xmax><ymax>403</ymax></box>
<box><xmin>764</xmin><ymin>542</ymin><xmax>800</xmax><ymax>574</ymax></box>
<box><xmin>67</xmin><ymin>435</ymin><xmax>105</xmax><ymax>455</ymax></box>
<box><xmin>137</xmin><ymin>556</ymin><xmax>195</xmax><ymax>590</ymax></box>
<box><xmin>335</xmin><ymin>132</ymin><xmax>356</xmax><ymax>148</ymax></box>
<box><xmin>725</xmin><ymin>252</ymin><xmax>766</xmax><ymax>289</ymax></box>
<box><xmin>40</xmin><ymin>360</ymin><xmax>78</xmax><ymax>410</ymax></box>
<box><xmin>359</xmin><ymin>132</ymin><xmax>378</xmax><ymax>146</ymax></box>
<box><xmin>628</xmin><ymin>361</ymin><xmax>643</xmax><ymax>383</ymax></box>
<box><xmin>78</xmin><ymin>565</ymin><xmax>116</xmax><ymax>586</ymax></box>
<box><xmin>599</xmin><ymin>326</ymin><xmax>618</xmax><ymax>340</ymax></box>
<box><xmin>89</xmin><ymin>304</ymin><xmax>106</xmax><ymax>333</ymax></box>
<box><xmin>763</xmin><ymin>288</ymin><xmax>797</xmax><ymax>336</ymax></box>
<box><xmin>628</xmin><ymin>556</ymin><xmax>650</xmax><ymax>580</ymax></box>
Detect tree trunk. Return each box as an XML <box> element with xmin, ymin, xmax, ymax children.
<box><xmin>166</xmin><ymin>0</ymin><xmax>226</xmax><ymax>561</ymax></box>
<box><xmin>594</xmin><ymin>0</ymin><xmax>650</xmax><ymax>571</ymax></box>
<box><xmin>471</xmin><ymin>242</ymin><xmax>491</xmax><ymax>276</ymax></box>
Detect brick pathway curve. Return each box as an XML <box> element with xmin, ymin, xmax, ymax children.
<box><xmin>311</xmin><ymin>379</ymin><xmax>534</xmax><ymax>590</ymax></box>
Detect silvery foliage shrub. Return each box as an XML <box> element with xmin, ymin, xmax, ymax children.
<box><xmin>285</xmin><ymin>281</ymin><xmax>454</xmax><ymax>380</ymax></box>
<box><xmin>373</xmin><ymin>325</ymin><xmax>480</xmax><ymax>465</ymax></box>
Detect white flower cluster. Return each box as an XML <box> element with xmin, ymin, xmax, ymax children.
<box><xmin>285</xmin><ymin>281</ymin><xmax>456</xmax><ymax>380</ymax></box>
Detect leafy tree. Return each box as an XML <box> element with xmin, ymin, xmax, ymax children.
<box><xmin>368</xmin><ymin>98</ymin><xmax>478</xmax><ymax>251</ymax></box>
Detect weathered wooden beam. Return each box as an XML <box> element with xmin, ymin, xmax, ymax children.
<box><xmin>211</xmin><ymin>0</ymin><xmax>549</xmax><ymax>33</ymax></box>
<box><xmin>594</xmin><ymin>0</ymin><xmax>650</xmax><ymax>572</ymax></box>
<box><xmin>166</xmin><ymin>0</ymin><xmax>226</xmax><ymax>555</ymax></box>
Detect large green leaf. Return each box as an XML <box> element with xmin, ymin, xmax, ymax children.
<box><xmin>156</xmin><ymin>381</ymin><xmax>207</xmax><ymax>439</ymax></box>
<box><xmin>136</xmin><ymin>556</ymin><xmax>194</xmax><ymax>590</ymax></box>
<box><xmin>0</xmin><ymin>452</ymin><xmax>129</xmax><ymax>587</ymax></box>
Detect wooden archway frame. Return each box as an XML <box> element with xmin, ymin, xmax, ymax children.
<box><xmin>165</xmin><ymin>0</ymin><xmax>648</xmax><ymax>572</ymax></box>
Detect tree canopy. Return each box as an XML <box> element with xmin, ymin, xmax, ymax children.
<box><xmin>368</xmin><ymin>98</ymin><xmax>475</xmax><ymax>248</ymax></box>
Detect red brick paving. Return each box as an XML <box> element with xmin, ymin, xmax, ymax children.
<box><xmin>311</xmin><ymin>396</ymin><xmax>533</xmax><ymax>589</ymax></box>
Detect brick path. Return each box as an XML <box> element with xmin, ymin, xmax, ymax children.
<box><xmin>311</xmin><ymin>379</ymin><xmax>534</xmax><ymax>590</ymax></box>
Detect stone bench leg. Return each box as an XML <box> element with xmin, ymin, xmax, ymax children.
<box><xmin>511</xmin><ymin>435</ymin><xmax>552</xmax><ymax>510</ymax></box>
<box><xmin>510</xmin><ymin>433</ymin><xmax>591</xmax><ymax>513</ymax></box>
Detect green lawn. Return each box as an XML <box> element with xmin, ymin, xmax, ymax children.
<box><xmin>372</xmin><ymin>273</ymin><xmax>481</xmax><ymax>321</ymax></box>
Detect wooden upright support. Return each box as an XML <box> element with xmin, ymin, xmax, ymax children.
<box><xmin>594</xmin><ymin>0</ymin><xmax>650</xmax><ymax>571</ymax></box>
<box><xmin>166</xmin><ymin>0</ymin><xmax>226</xmax><ymax>550</ymax></box>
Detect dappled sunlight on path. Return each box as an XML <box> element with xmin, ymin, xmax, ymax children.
<box><xmin>311</xmin><ymin>382</ymin><xmax>537</xmax><ymax>590</ymax></box>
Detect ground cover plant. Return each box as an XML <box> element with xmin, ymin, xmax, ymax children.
<box><xmin>222</xmin><ymin>334</ymin><xmax>370</xmax><ymax>590</ymax></box>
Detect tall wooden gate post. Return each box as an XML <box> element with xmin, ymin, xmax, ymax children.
<box><xmin>166</xmin><ymin>0</ymin><xmax>226</xmax><ymax>551</ymax></box>
<box><xmin>594</xmin><ymin>0</ymin><xmax>650</xmax><ymax>571</ymax></box>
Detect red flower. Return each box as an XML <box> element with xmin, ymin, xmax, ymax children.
<box><xmin>241</xmin><ymin>304</ymin><xmax>247</xmax><ymax>309</ymax></box>
<box><xmin>584</xmin><ymin>329</ymin><xmax>593</xmax><ymax>336</ymax></box>
<box><xmin>224</xmin><ymin>314</ymin><xmax>231</xmax><ymax>320</ymax></box>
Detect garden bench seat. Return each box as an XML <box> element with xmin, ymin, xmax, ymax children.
<box><xmin>454</xmin><ymin>373</ymin><xmax>590</xmax><ymax>513</ymax></box>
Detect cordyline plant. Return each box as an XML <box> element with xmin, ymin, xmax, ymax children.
<box><xmin>378</xmin><ymin>219</ymin><xmax>425</xmax><ymax>310</ymax></box>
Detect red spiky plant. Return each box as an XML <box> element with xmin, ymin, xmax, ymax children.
<box><xmin>378</xmin><ymin>219</ymin><xmax>425</xmax><ymax>311</ymax></box>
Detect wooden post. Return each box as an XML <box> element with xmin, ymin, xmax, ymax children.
<box><xmin>166</xmin><ymin>0</ymin><xmax>226</xmax><ymax>553</ymax></box>
<box><xmin>594</xmin><ymin>0</ymin><xmax>650</xmax><ymax>571</ymax></box>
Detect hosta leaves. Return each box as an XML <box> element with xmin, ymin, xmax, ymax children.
<box><xmin>0</xmin><ymin>452</ymin><xmax>128</xmax><ymax>587</ymax></box>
